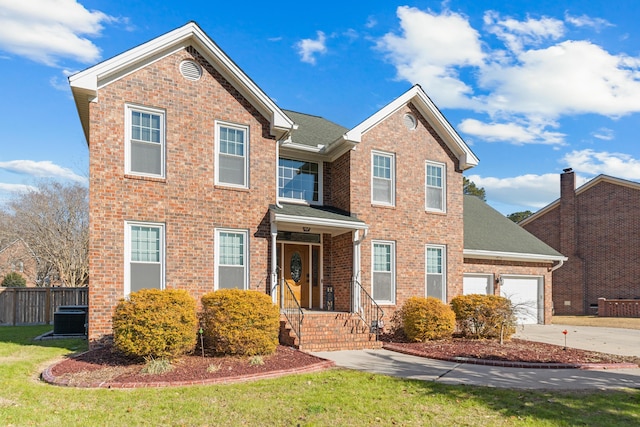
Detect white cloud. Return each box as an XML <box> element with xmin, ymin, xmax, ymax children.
<box><xmin>0</xmin><ymin>182</ymin><xmax>35</xmax><ymax>193</ymax></box>
<box><xmin>565</xmin><ymin>13</ymin><xmax>613</xmax><ymax>31</ymax></box>
<box><xmin>468</xmin><ymin>173</ymin><xmax>561</xmax><ymax>210</ymax></box>
<box><xmin>0</xmin><ymin>160</ymin><xmax>87</xmax><ymax>183</ymax></box>
<box><xmin>377</xmin><ymin>7</ymin><xmax>640</xmax><ymax>145</ymax></box>
<box><xmin>562</xmin><ymin>149</ymin><xmax>640</xmax><ymax>180</ymax></box>
<box><xmin>377</xmin><ymin>6</ymin><xmax>484</xmax><ymax>109</ymax></box>
<box><xmin>0</xmin><ymin>0</ymin><xmax>117</xmax><ymax>66</ymax></box>
<box><xmin>296</xmin><ymin>31</ymin><xmax>328</xmax><ymax>65</ymax></box>
<box><xmin>592</xmin><ymin>127</ymin><xmax>615</xmax><ymax>141</ymax></box>
<box><xmin>459</xmin><ymin>118</ymin><xmax>565</xmax><ymax>145</ymax></box>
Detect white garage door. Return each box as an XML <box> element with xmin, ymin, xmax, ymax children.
<box><xmin>500</xmin><ymin>276</ymin><xmax>542</xmax><ymax>324</ymax></box>
<box><xmin>463</xmin><ymin>274</ymin><xmax>492</xmax><ymax>295</ymax></box>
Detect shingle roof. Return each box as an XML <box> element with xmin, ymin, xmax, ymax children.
<box><xmin>270</xmin><ymin>203</ymin><xmax>365</xmax><ymax>225</ymax></box>
<box><xmin>464</xmin><ymin>195</ymin><xmax>564</xmax><ymax>260</ymax></box>
<box><xmin>283</xmin><ymin>110</ymin><xmax>348</xmax><ymax>149</ymax></box>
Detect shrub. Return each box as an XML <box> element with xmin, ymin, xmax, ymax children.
<box><xmin>1</xmin><ymin>272</ymin><xmax>27</xmax><ymax>287</ymax></box>
<box><xmin>400</xmin><ymin>296</ymin><xmax>456</xmax><ymax>341</ymax></box>
<box><xmin>451</xmin><ymin>294</ymin><xmax>516</xmax><ymax>341</ymax></box>
<box><xmin>112</xmin><ymin>289</ymin><xmax>198</xmax><ymax>359</ymax></box>
<box><xmin>200</xmin><ymin>289</ymin><xmax>280</xmax><ymax>356</ymax></box>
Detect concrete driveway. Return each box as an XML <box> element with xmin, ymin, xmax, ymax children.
<box><xmin>514</xmin><ymin>324</ymin><xmax>640</xmax><ymax>357</ymax></box>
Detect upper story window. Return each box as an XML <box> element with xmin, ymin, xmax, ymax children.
<box><xmin>125</xmin><ymin>105</ymin><xmax>165</xmax><ymax>178</ymax></box>
<box><xmin>372</xmin><ymin>151</ymin><xmax>395</xmax><ymax>206</ymax></box>
<box><xmin>278</xmin><ymin>158</ymin><xmax>321</xmax><ymax>204</ymax></box>
<box><xmin>125</xmin><ymin>221</ymin><xmax>165</xmax><ymax>296</ymax></box>
<box><xmin>426</xmin><ymin>161</ymin><xmax>446</xmax><ymax>212</ymax></box>
<box><xmin>216</xmin><ymin>121</ymin><xmax>249</xmax><ymax>188</ymax></box>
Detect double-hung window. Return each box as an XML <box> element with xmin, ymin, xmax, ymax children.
<box><xmin>278</xmin><ymin>158</ymin><xmax>321</xmax><ymax>203</ymax></box>
<box><xmin>425</xmin><ymin>161</ymin><xmax>446</xmax><ymax>212</ymax></box>
<box><xmin>215</xmin><ymin>229</ymin><xmax>248</xmax><ymax>290</ymax></box>
<box><xmin>125</xmin><ymin>222</ymin><xmax>164</xmax><ymax>295</ymax></box>
<box><xmin>125</xmin><ymin>105</ymin><xmax>165</xmax><ymax>178</ymax></box>
<box><xmin>426</xmin><ymin>244</ymin><xmax>446</xmax><ymax>301</ymax></box>
<box><xmin>372</xmin><ymin>241</ymin><xmax>395</xmax><ymax>304</ymax></box>
<box><xmin>372</xmin><ymin>151</ymin><xmax>395</xmax><ymax>206</ymax></box>
<box><xmin>216</xmin><ymin>122</ymin><xmax>249</xmax><ymax>188</ymax></box>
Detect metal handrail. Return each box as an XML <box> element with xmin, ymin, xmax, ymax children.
<box><xmin>352</xmin><ymin>279</ymin><xmax>384</xmax><ymax>340</ymax></box>
<box><xmin>277</xmin><ymin>279</ymin><xmax>304</xmax><ymax>346</ymax></box>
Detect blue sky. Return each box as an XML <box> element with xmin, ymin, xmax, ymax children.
<box><xmin>2</xmin><ymin>0</ymin><xmax>640</xmax><ymax>214</ymax></box>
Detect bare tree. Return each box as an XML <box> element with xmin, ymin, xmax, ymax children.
<box><xmin>2</xmin><ymin>181</ymin><xmax>88</xmax><ymax>287</ymax></box>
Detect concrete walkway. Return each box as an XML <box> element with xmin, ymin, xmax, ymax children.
<box><xmin>313</xmin><ymin>325</ymin><xmax>640</xmax><ymax>390</ymax></box>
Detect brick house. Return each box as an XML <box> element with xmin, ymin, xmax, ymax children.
<box><xmin>70</xmin><ymin>22</ymin><xmax>563</xmax><ymax>349</ymax></box>
<box><xmin>521</xmin><ymin>169</ymin><xmax>640</xmax><ymax>315</ymax></box>
<box><xmin>0</xmin><ymin>239</ymin><xmax>39</xmax><ymax>286</ymax></box>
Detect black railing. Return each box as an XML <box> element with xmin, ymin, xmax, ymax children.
<box><xmin>352</xmin><ymin>279</ymin><xmax>384</xmax><ymax>340</ymax></box>
<box><xmin>277</xmin><ymin>280</ymin><xmax>304</xmax><ymax>346</ymax></box>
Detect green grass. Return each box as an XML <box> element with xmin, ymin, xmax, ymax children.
<box><xmin>2</xmin><ymin>326</ymin><xmax>640</xmax><ymax>426</ymax></box>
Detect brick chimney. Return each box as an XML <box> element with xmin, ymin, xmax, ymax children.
<box><xmin>559</xmin><ymin>168</ymin><xmax>577</xmax><ymax>257</ymax></box>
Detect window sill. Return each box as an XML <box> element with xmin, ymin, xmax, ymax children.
<box><xmin>214</xmin><ymin>185</ymin><xmax>250</xmax><ymax>192</ymax></box>
<box><xmin>124</xmin><ymin>174</ymin><xmax>166</xmax><ymax>183</ymax></box>
<box><xmin>371</xmin><ymin>203</ymin><xmax>396</xmax><ymax>209</ymax></box>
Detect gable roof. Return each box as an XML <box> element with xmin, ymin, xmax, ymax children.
<box><xmin>69</xmin><ymin>21</ymin><xmax>294</xmax><ymax>144</ymax></box>
<box><xmin>343</xmin><ymin>85</ymin><xmax>479</xmax><ymax>170</ymax></box>
<box><xmin>464</xmin><ymin>195</ymin><xmax>565</xmax><ymax>262</ymax></box>
<box><xmin>519</xmin><ymin>174</ymin><xmax>640</xmax><ymax>226</ymax></box>
<box><xmin>281</xmin><ymin>110</ymin><xmax>349</xmax><ymax>155</ymax></box>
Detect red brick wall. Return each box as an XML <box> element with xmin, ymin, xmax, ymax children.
<box><xmin>463</xmin><ymin>258</ymin><xmax>554</xmax><ymax>324</ymax></box>
<box><xmin>598</xmin><ymin>298</ymin><xmax>640</xmax><ymax>317</ymax></box>
<box><xmin>524</xmin><ymin>173</ymin><xmax>640</xmax><ymax>315</ymax></box>
<box><xmin>88</xmin><ymin>47</ymin><xmax>277</xmax><ymax>343</ymax></box>
<box><xmin>348</xmin><ymin>103</ymin><xmax>464</xmax><ymax>319</ymax></box>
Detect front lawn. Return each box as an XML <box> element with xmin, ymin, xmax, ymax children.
<box><xmin>1</xmin><ymin>326</ymin><xmax>639</xmax><ymax>426</ymax></box>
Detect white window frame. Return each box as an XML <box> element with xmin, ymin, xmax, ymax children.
<box><xmin>125</xmin><ymin>104</ymin><xmax>166</xmax><ymax>178</ymax></box>
<box><xmin>215</xmin><ymin>121</ymin><xmax>249</xmax><ymax>188</ymax></box>
<box><xmin>371</xmin><ymin>151</ymin><xmax>395</xmax><ymax>206</ymax></box>
<box><xmin>425</xmin><ymin>161</ymin><xmax>446</xmax><ymax>213</ymax></box>
<box><xmin>215</xmin><ymin>228</ymin><xmax>249</xmax><ymax>290</ymax></box>
<box><xmin>124</xmin><ymin>221</ymin><xmax>165</xmax><ymax>296</ymax></box>
<box><xmin>425</xmin><ymin>244</ymin><xmax>446</xmax><ymax>301</ymax></box>
<box><xmin>278</xmin><ymin>157</ymin><xmax>323</xmax><ymax>205</ymax></box>
<box><xmin>371</xmin><ymin>240</ymin><xmax>396</xmax><ymax>305</ymax></box>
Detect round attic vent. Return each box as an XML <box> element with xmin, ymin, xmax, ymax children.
<box><xmin>403</xmin><ymin>113</ymin><xmax>417</xmax><ymax>130</ymax></box>
<box><xmin>179</xmin><ymin>60</ymin><xmax>202</xmax><ymax>81</ymax></box>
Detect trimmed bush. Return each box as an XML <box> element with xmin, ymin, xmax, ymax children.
<box><xmin>1</xmin><ymin>272</ymin><xmax>27</xmax><ymax>287</ymax></box>
<box><xmin>451</xmin><ymin>294</ymin><xmax>516</xmax><ymax>341</ymax></box>
<box><xmin>400</xmin><ymin>296</ymin><xmax>456</xmax><ymax>341</ymax></box>
<box><xmin>112</xmin><ymin>289</ymin><xmax>197</xmax><ymax>359</ymax></box>
<box><xmin>200</xmin><ymin>289</ymin><xmax>280</xmax><ymax>356</ymax></box>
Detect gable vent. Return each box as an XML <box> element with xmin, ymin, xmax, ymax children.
<box><xmin>180</xmin><ymin>60</ymin><xmax>202</xmax><ymax>81</ymax></box>
<box><xmin>403</xmin><ymin>113</ymin><xmax>417</xmax><ymax>130</ymax></box>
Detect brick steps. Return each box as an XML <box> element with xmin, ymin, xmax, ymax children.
<box><xmin>280</xmin><ymin>312</ymin><xmax>383</xmax><ymax>352</ymax></box>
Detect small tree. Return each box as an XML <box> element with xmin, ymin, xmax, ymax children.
<box><xmin>507</xmin><ymin>210</ymin><xmax>533</xmax><ymax>223</ymax></box>
<box><xmin>1</xmin><ymin>272</ymin><xmax>26</xmax><ymax>287</ymax></box>
<box><xmin>463</xmin><ymin>177</ymin><xmax>486</xmax><ymax>201</ymax></box>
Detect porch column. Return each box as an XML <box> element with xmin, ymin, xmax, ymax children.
<box><xmin>352</xmin><ymin>229</ymin><xmax>362</xmax><ymax>313</ymax></box>
<box><xmin>270</xmin><ymin>222</ymin><xmax>278</xmax><ymax>305</ymax></box>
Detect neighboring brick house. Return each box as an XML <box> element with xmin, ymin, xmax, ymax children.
<box><xmin>463</xmin><ymin>196</ymin><xmax>566</xmax><ymax>324</ymax></box>
<box><xmin>69</xmin><ymin>22</ymin><xmax>562</xmax><ymax>349</ymax></box>
<box><xmin>0</xmin><ymin>239</ymin><xmax>39</xmax><ymax>286</ymax></box>
<box><xmin>521</xmin><ymin>169</ymin><xmax>640</xmax><ymax>315</ymax></box>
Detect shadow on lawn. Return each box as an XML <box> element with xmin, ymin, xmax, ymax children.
<box><xmin>411</xmin><ymin>378</ymin><xmax>640</xmax><ymax>426</ymax></box>
<box><xmin>0</xmin><ymin>325</ymin><xmax>87</xmax><ymax>352</ymax></box>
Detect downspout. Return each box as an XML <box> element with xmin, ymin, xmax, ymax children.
<box><xmin>550</xmin><ymin>259</ymin><xmax>565</xmax><ymax>272</ymax></box>
<box><xmin>352</xmin><ymin>228</ymin><xmax>368</xmax><ymax>312</ymax></box>
<box><xmin>270</xmin><ymin>220</ymin><xmax>279</xmax><ymax>305</ymax></box>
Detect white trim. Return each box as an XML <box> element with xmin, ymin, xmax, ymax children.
<box><xmin>463</xmin><ymin>273</ymin><xmax>494</xmax><ymax>295</ymax></box>
<box><xmin>215</xmin><ymin>120</ymin><xmax>250</xmax><ymax>189</ymax></box>
<box><xmin>342</xmin><ymin>85</ymin><xmax>478</xmax><ymax>170</ymax></box>
<box><xmin>371</xmin><ymin>240</ymin><xmax>396</xmax><ymax>305</ymax></box>
<box><xmin>124</xmin><ymin>221</ymin><xmax>165</xmax><ymax>296</ymax></box>
<box><xmin>464</xmin><ymin>249</ymin><xmax>567</xmax><ymax>263</ymax></box>
<box><xmin>371</xmin><ymin>150</ymin><xmax>395</xmax><ymax>207</ymax></box>
<box><xmin>425</xmin><ymin>161</ymin><xmax>446</xmax><ymax>213</ymax></box>
<box><xmin>124</xmin><ymin>104</ymin><xmax>166</xmax><ymax>178</ymax></box>
<box><xmin>426</xmin><ymin>244</ymin><xmax>447</xmax><ymax>301</ymax></box>
<box><xmin>214</xmin><ymin>228</ymin><xmax>249</xmax><ymax>290</ymax></box>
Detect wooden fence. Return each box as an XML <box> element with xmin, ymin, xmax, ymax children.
<box><xmin>0</xmin><ymin>287</ymin><xmax>88</xmax><ymax>326</ymax></box>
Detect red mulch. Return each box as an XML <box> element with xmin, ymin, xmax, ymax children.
<box><xmin>45</xmin><ymin>339</ymin><xmax>640</xmax><ymax>388</ymax></box>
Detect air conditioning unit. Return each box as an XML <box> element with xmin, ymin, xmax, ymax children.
<box><xmin>53</xmin><ymin>310</ymin><xmax>87</xmax><ymax>335</ymax></box>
